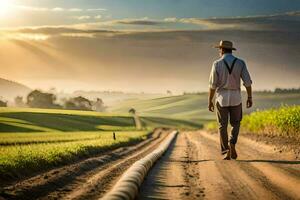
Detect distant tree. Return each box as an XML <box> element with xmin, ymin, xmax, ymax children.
<box><xmin>92</xmin><ymin>98</ymin><xmax>106</xmax><ymax>112</ymax></box>
<box><xmin>0</xmin><ymin>100</ymin><xmax>7</xmax><ymax>107</ymax></box>
<box><xmin>167</xmin><ymin>90</ymin><xmax>172</xmax><ymax>95</ymax></box>
<box><xmin>64</xmin><ymin>101</ymin><xmax>77</xmax><ymax>110</ymax></box>
<box><xmin>27</xmin><ymin>90</ymin><xmax>61</xmax><ymax>109</ymax></box>
<box><xmin>64</xmin><ymin>96</ymin><xmax>92</xmax><ymax>111</ymax></box>
<box><xmin>129</xmin><ymin>108</ymin><xmax>142</xmax><ymax>130</ymax></box>
<box><xmin>274</xmin><ymin>87</ymin><xmax>300</xmax><ymax>94</ymax></box>
<box><xmin>129</xmin><ymin>108</ymin><xmax>136</xmax><ymax>115</ymax></box>
<box><xmin>14</xmin><ymin>96</ymin><xmax>26</xmax><ymax>107</ymax></box>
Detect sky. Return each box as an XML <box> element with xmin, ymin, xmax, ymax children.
<box><xmin>0</xmin><ymin>0</ymin><xmax>300</xmax><ymax>93</ymax></box>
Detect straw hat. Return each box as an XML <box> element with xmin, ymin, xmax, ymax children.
<box><xmin>214</xmin><ymin>40</ymin><xmax>236</xmax><ymax>50</ymax></box>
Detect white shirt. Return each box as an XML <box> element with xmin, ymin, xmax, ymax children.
<box><xmin>209</xmin><ymin>53</ymin><xmax>252</xmax><ymax>107</ymax></box>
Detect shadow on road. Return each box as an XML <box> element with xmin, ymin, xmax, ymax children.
<box><xmin>237</xmin><ymin>160</ymin><xmax>300</xmax><ymax>165</ymax></box>
<box><xmin>169</xmin><ymin>159</ymin><xmax>212</xmax><ymax>163</ymax></box>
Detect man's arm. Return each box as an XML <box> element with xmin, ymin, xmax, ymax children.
<box><xmin>245</xmin><ymin>86</ymin><xmax>252</xmax><ymax>108</ymax></box>
<box><xmin>208</xmin><ymin>88</ymin><xmax>216</xmax><ymax>112</ymax></box>
<box><xmin>241</xmin><ymin>61</ymin><xmax>253</xmax><ymax>108</ymax></box>
<box><xmin>208</xmin><ymin>62</ymin><xmax>217</xmax><ymax>112</ymax></box>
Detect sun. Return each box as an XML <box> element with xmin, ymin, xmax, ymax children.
<box><xmin>0</xmin><ymin>0</ymin><xmax>12</xmax><ymax>16</ymax></box>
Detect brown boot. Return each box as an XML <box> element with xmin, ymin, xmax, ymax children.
<box><xmin>223</xmin><ymin>149</ymin><xmax>231</xmax><ymax>160</ymax></box>
<box><xmin>230</xmin><ymin>143</ymin><xmax>238</xmax><ymax>159</ymax></box>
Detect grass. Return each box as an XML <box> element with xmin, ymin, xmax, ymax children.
<box><xmin>241</xmin><ymin>105</ymin><xmax>300</xmax><ymax>138</ymax></box>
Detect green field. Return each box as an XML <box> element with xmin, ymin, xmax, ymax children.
<box><xmin>0</xmin><ymin>131</ymin><xmax>148</xmax><ymax>180</ymax></box>
<box><xmin>205</xmin><ymin>105</ymin><xmax>300</xmax><ymax>139</ymax></box>
<box><xmin>241</xmin><ymin>105</ymin><xmax>300</xmax><ymax>138</ymax></box>
<box><xmin>0</xmin><ymin>107</ymin><xmax>201</xmax><ymax>182</ymax></box>
<box><xmin>109</xmin><ymin>92</ymin><xmax>300</xmax><ymax>122</ymax></box>
<box><xmin>0</xmin><ymin>107</ymin><xmax>201</xmax><ymax>132</ymax></box>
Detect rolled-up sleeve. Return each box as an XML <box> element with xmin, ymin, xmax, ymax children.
<box><xmin>209</xmin><ymin>62</ymin><xmax>218</xmax><ymax>89</ymax></box>
<box><xmin>241</xmin><ymin>61</ymin><xmax>252</xmax><ymax>87</ymax></box>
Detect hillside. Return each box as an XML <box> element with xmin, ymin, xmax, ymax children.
<box><xmin>0</xmin><ymin>78</ymin><xmax>31</xmax><ymax>101</ymax></box>
<box><xmin>0</xmin><ymin>107</ymin><xmax>201</xmax><ymax>132</ymax></box>
<box><xmin>108</xmin><ymin>92</ymin><xmax>300</xmax><ymax>121</ymax></box>
<box><xmin>70</xmin><ymin>90</ymin><xmax>165</xmax><ymax>106</ymax></box>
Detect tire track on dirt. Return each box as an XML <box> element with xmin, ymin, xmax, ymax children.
<box><xmin>189</xmin><ymin>133</ymin><xmax>284</xmax><ymax>200</ymax></box>
<box><xmin>138</xmin><ymin>131</ymin><xmax>206</xmax><ymax>200</ymax></box>
<box><xmin>138</xmin><ymin>131</ymin><xmax>299</xmax><ymax>200</ymax></box>
<box><xmin>194</xmin><ymin>131</ymin><xmax>300</xmax><ymax>200</ymax></box>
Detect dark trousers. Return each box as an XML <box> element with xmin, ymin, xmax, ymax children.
<box><xmin>216</xmin><ymin>102</ymin><xmax>242</xmax><ymax>154</ymax></box>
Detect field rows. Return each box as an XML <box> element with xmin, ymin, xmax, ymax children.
<box><xmin>0</xmin><ymin>131</ymin><xmax>149</xmax><ymax>180</ymax></box>
<box><xmin>0</xmin><ymin>107</ymin><xmax>201</xmax><ymax>184</ymax></box>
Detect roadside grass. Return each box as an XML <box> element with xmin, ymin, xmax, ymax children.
<box><xmin>241</xmin><ymin>105</ymin><xmax>300</xmax><ymax>138</ymax></box>
<box><xmin>204</xmin><ymin>120</ymin><xmax>218</xmax><ymax>132</ymax></box>
<box><xmin>205</xmin><ymin>105</ymin><xmax>300</xmax><ymax>139</ymax></box>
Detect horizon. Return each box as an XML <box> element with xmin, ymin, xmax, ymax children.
<box><xmin>2</xmin><ymin>76</ymin><xmax>300</xmax><ymax>97</ymax></box>
<box><xmin>0</xmin><ymin>0</ymin><xmax>300</xmax><ymax>93</ymax></box>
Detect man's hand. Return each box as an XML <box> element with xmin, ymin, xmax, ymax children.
<box><xmin>246</xmin><ymin>97</ymin><xmax>253</xmax><ymax>108</ymax></box>
<box><xmin>208</xmin><ymin>101</ymin><xmax>214</xmax><ymax>112</ymax></box>
<box><xmin>208</xmin><ymin>88</ymin><xmax>216</xmax><ymax>112</ymax></box>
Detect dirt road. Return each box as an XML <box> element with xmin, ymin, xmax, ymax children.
<box><xmin>2</xmin><ymin>130</ymin><xmax>299</xmax><ymax>200</ymax></box>
<box><xmin>138</xmin><ymin>131</ymin><xmax>300</xmax><ymax>200</ymax></box>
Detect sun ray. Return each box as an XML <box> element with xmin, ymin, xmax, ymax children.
<box><xmin>0</xmin><ymin>0</ymin><xmax>12</xmax><ymax>16</ymax></box>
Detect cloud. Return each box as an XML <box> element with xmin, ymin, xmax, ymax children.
<box><xmin>164</xmin><ymin>17</ymin><xmax>178</xmax><ymax>22</ymax></box>
<box><xmin>3</xmin><ymin>28</ymin><xmax>299</xmax><ymax>93</ymax></box>
<box><xmin>179</xmin><ymin>11</ymin><xmax>300</xmax><ymax>31</ymax></box>
<box><xmin>88</xmin><ymin>17</ymin><xmax>177</xmax><ymax>27</ymax></box>
<box><xmin>60</xmin><ymin>33</ymin><xmax>95</xmax><ymax>38</ymax></box>
<box><xmin>87</xmin><ymin>8</ymin><xmax>107</xmax><ymax>12</ymax></box>
<box><xmin>52</xmin><ymin>7</ymin><xmax>64</xmax><ymax>12</ymax></box>
<box><xmin>69</xmin><ymin>8</ymin><xmax>83</xmax><ymax>12</ymax></box>
<box><xmin>1</xmin><ymin>10</ymin><xmax>299</xmax><ymax>41</ymax></box>
<box><xmin>68</xmin><ymin>11</ymin><xmax>300</xmax><ymax>31</ymax></box>
<box><xmin>0</xmin><ymin>26</ymin><xmax>117</xmax><ymax>40</ymax></box>
<box><xmin>0</xmin><ymin>33</ymin><xmax>50</xmax><ymax>41</ymax></box>
<box><xmin>15</xmin><ymin>5</ymin><xmax>106</xmax><ymax>12</ymax></box>
<box><xmin>115</xmin><ymin>18</ymin><xmax>163</xmax><ymax>26</ymax></box>
<box><xmin>74</xmin><ymin>16</ymin><xmax>91</xmax><ymax>20</ymax></box>
<box><xmin>1</xmin><ymin>12</ymin><xmax>300</xmax><ymax>93</ymax></box>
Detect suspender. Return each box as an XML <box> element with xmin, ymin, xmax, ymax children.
<box><xmin>223</xmin><ymin>58</ymin><xmax>238</xmax><ymax>74</ymax></box>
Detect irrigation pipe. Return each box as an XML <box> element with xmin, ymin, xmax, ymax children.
<box><xmin>101</xmin><ymin>130</ymin><xmax>178</xmax><ymax>200</ymax></box>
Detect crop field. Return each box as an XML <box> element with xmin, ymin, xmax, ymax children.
<box><xmin>241</xmin><ymin>105</ymin><xmax>300</xmax><ymax>138</ymax></box>
<box><xmin>0</xmin><ymin>107</ymin><xmax>201</xmax><ymax>182</ymax></box>
<box><xmin>205</xmin><ymin>105</ymin><xmax>300</xmax><ymax>139</ymax></box>
<box><xmin>0</xmin><ymin>131</ymin><xmax>148</xmax><ymax>180</ymax></box>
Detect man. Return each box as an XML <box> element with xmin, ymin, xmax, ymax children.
<box><xmin>208</xmin><ymin>40</ymin><xmax>253</xmax><ymax>160</ymax></box>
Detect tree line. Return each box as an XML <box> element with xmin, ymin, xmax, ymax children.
<box><xmin>1</xmin><ymin>90</ymin><xmax>106</xmax><ymax>111</ymax></box>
